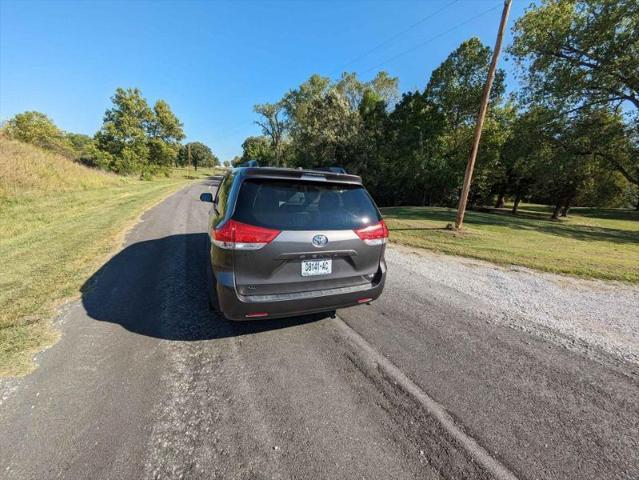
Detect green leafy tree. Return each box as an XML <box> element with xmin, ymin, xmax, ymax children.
<box><xmin>510</xmin><ymin>0</ymin><xmax>639</xmax><ymax>188</ymax></box>
<box><xmin>95</xmin><ymin>88</ymin><xmax>153</xmax><ymax>174</ymax></box>
<box><xmin>511</xmin><ymin>0</ymin><xmax>639</xmax><ymax>114</ymax></box>
<box><xmin>5</xmin><ymin>111</ymin><xmax>69</xmax><ymax>153</ymax></box>
<box><xmin>500</xmin><ymin>107</ymin><xmax>553</xmax><ymax>213</ymax></box>
<box><xmin>149</xmin><ymin>100</ymin><xmax>185</xmax><ymax>142</ymax></box>
<box><xmin>241</xmin><ymin>136</ymin><xmax>274</xmax><ymax>164</ymax></box>
<box><xmin>472</xmin><ymin>102</ymin><xmax>517</xmax><ymax>207</ymax></box>
<box><xmin>147</xmin><ymin>100</ymin><xmax>185</xmax><ymax>168</ymax></box>
<box><xmin>65</xmin><ymin>133</ymin><xmax>94</xmax><ymax>154</ymax></box>
<box><xmin>254</xmin><ymin>102</ymin><xmax>286</xmax><ymax>166</ymax></box>
<box><xmin>525</xmin><ymin>108</ymin><xmax>621</xmax><ymax>217</ymax></box>
<box><xmin>177</xmin><ymin>142</ymin><xmax>218</xmax><ymax>169</ymax></box>
<box><xmin>383</xmin><ymin>91</ymin><xmax>447</xmax><ymax>206</ymax></box>
<box><xmin>290</xmin><ymin>89</ymin><xmax>361</xmax><ymax>169</ymax></box>
<box><xmin>425</xmin><ymin>38</ymin><xmax>505</xmax><ymax>129</ymax></box>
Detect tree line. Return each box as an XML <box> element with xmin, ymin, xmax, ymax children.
<box><xmin>2</xmin><ymin>88</ymin><xmax>219</xmax><ymax>178</ymax></box>
<box><xmin>235</xmin><ymin>0</ymin><xmax>638</xmax><ymax>214</ymax></box>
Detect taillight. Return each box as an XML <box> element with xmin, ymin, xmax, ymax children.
<box><xmin>212</xmin><ymin>219</ymin><xmax>280</xmax><ymax>250</ymax></box>
<box><xmin>354</xmin><ymin>220</ymin><xmax>388</xmax><ymax>246</ymax></box>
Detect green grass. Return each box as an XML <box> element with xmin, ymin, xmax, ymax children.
<box><xmin>382</xmin><ymin>204</ymin><xmax>639</xmax><ymax>282</ymax></box>
<box><xmin>170</xmin><ymin>166</ymin><xmax>227</xmax><ymax>180</ymax></box>
<box><xmin>0</xmin><ymin>139</ymin><xmax>213</xmax><ymax>376</ymax></box>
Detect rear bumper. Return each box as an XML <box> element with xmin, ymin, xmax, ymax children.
<box><xmin>216</xmin><ymin>264</ymin><xmax>386</xmax><ymax>321</ymax></box>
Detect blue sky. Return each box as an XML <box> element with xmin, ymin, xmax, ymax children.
<box><xmin>0</xmin><ymin>0</ymin><xmax>529</xmax><ymax>160</ymax></box>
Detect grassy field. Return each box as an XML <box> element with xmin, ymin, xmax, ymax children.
<box><xmin>382</xmin><ymin>204</ymin><xmax>639</xmax><ymax>282</ymax></box>
<box><xmin>0</xmin><ymin>138</ymin><xmax>219</xmax><ymax>376</ymax></box>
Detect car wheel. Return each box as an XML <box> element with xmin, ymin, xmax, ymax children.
<box><xmin>206</xmin><ymin>260</ymin><xmax>221</xmax><ymax>313</ymax></box>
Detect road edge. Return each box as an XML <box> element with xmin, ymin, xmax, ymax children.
<box><xmin>333</xmin><ymin>315</ymin><xmax>519</xmax><ymax>480</ymax></box>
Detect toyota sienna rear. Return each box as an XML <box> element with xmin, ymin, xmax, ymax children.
<box><xmin>201</xmin><ymin>167</ymin><xmax>387</xmax><ymax>320</ymax></box>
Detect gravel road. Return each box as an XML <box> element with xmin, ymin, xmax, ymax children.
<box><xmin>386</xmin><ymin>245</ymin><xmax>639</xmax><ymax>366</ymax></box>
<box><xmin>1</xmin><ymin>179</ymin><xmax>637</xmax><ymax>480</ymax></box>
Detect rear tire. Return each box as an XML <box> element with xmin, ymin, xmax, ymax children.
<box><xmin>205</xmin><ymin>258</ymin><xmax>221</xmax><ymax>314</ymax></box>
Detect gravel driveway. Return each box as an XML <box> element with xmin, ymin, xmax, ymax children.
<box><xmin>388</xmin><ymin>244</ymin><xmax>639</xmax><ymax>366</ymax></box>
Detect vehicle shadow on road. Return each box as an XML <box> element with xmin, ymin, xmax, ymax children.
<box><xmin>81</xmin><ymin>233</ymin><xmax>329</xmax><ymax>342</ymax></box>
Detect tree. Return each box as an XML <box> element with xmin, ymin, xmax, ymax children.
<box><xmin>425</xmin><ymin>38</ymin><xmax>505</xmax><ymax>130</ymax></box>
<box><xmin>94</xmin><ymin>88</ymin><xmax>185</xmax><ymax>175</ymax></box>
<box><xmin>254</xmin><ymin>102</ymin><xmax>286</xmax><ymax>166</ymax></box>
<box><xmin>289</xmin><ymin>89</ymin><xmax>361</xmax><ymax>169</ymax></box>
<box><xmin>147</xmin><ymin>100</ymin><xmax>185</xmax><ymax>168</ymax></box>
<box><xmin>500</xmin><ymin>107</ymin><xmax>552</xmax><ymax>213</ymax></box>
<box><xmin>177</xmin><ymin>142</ymin><xmax>218</xmax><ymax>169</ymax></box>
<box><xmin>95</xmin><ymin>88</ymin><xmax>153</xmax><ymax>174</ymax></box>
<box><xmin>472</xmin><ymin>102</ymin><xmax>517</xmax><ymax>207</ymax></box>
<box><xmin>149</xmin><ymin>100</ymin><xmax>185</xmax><ymax>142</ymax></box>
<box><xmin>422</xmin><ymin>37</ymin><xmax>506</xmax><ymax>206</ymax></box>
<box><xmin>5</xmin><ymin>111</ymin><xmax>68</xmax><ymax>152</ymax></box>
<box><xmin>523</xmin><ymin>107</ymin><xmax>621</xmax><ymax>218</ymax></box>
<box><xmin>384</xmin><ymin>91</ymin><xmax>447</xmax><ymax>206</ymax></box>
<box><xmin>334</xmin><ymin>71</ymin><xmax>399</xmax><ymax>114</ymax></box>
<box><xmin>510</xmin><ymin>0</ymin><xmax>639</xmax><ymax>188</ymax></box>
<box><xmin>241</xmin><ymin>136</ymin><xmax>273</xmax><ymax>164</ymax></box>
<box><xmin>65</xmin><ymin>132</ymin><xmax>94</xmax><ymax>154</ymax></box>
<box><xmin>511</xmin><ymin>0</ymin><xmax>639</xmax><ymax>113</ymax></box>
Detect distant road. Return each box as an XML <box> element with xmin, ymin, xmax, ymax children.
<box><xmin>1</xmin><ymin>179</ymin><xmax>637</xmax><ymax>480</ymax></box>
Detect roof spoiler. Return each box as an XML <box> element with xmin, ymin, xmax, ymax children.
<box><xmin>243</xmin><ymin>167</ymin><xmax>362</xmax><ymax>185</ymax></box>
<box><xmin>309</xmin><ymin>166</ymin><xmax>347</xmax><ymax>174</ymax></box>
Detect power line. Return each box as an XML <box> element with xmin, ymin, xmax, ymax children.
<box><xmin>361</xmin><ymin>3</ymin><xmax>502</xmax><ymax>75</ymax></box>
<box><xmin>331</xmin><ymin>0</ymin><xmax>460</xmax><ymax>77</ymax></box>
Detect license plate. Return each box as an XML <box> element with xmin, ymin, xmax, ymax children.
<box><xmin>301</xmin><ymin>259</ymin><xmax>332</xmax><ymax>277</ymax></box>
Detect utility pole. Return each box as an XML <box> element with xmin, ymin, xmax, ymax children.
<box><xmin>454</xmin><ymin>0</ymin><xmax>512</xmax><ymax>229</ymax></box>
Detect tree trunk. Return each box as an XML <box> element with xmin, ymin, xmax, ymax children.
<box><xmin>551</xmin><ymin>202</ymin><xmax>562</xmax><ymax>219</ymax></box>
<box><xmin>560</xmin><ymin>197</ymin><xmax>570</xmax><ymax>217</ymax></box>
<box><xmin>512</xmin><ymin>192</ymin><xmax>521</xmax><ymax>214</ymax></box>
<box><xmin>495</xmin><ymin>191</ymin><xmax>505</xmax><ymax>208</ymax></box>
<box><xmin>421</xmin><ymin>174</ymin><xmax>429</xmax><ymax>206</ymax></box>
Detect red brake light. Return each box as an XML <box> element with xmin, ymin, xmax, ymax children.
<box><xmin>213</xmin><ymin>220</ymin><xmax>280</xmax><ymax>250</ymax></box>
<box><xmin>354</xmin><ymin>220</ymin><xmax>388</xmax><ymax>245</ymax></box>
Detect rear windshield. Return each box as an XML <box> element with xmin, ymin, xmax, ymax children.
<box><xmin>232</xmin><ymin>179</ymin><xmax>381</xmax><ymax>230</ymax></box>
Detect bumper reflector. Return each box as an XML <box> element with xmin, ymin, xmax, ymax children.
<box><xmin>245</xmin><ymin>312</ymin><xmax>269</xmax><ymax>318</ymax></box>
<box><xmin>357</xmin><ymin>297</ymin><xmax>373</xmax><ymax>304</ymax></box>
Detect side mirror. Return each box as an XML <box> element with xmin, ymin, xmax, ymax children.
<box><xmin>199</xmin><ymin>192</ymin><xmax>214</xmax><ymax>203</ymax></box>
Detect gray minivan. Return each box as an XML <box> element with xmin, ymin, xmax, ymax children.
<box><xmin>200</xmin><ymin>167</ymin><xmax>387</xmax><ymax>320</ymax></box>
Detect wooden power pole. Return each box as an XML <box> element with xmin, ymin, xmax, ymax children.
<box><xmin>454</xmin><ymin>0</ymin><xmax>512</xmax><ymax>229</ymax></box>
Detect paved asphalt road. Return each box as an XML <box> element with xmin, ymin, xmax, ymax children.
<box><xmin>1</xmin><ymin>179</ymin><xmax>637</xmax><ymax>480</ymax></box>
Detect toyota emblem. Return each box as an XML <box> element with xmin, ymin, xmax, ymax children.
<box><xmin>312</xmin><ymin>234</ymin><xmax>328</xmax><ymax>247</ymax></box>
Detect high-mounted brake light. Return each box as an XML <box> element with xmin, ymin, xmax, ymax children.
<box><xmin>212</xmin><ymin>219</ymin><xmax>280</xmax><ymax>250</ymax></box>
<box><xmin>354</xmin><ymin>220</ymin><xmax>388</xmax><ymax>246</ymax></box>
